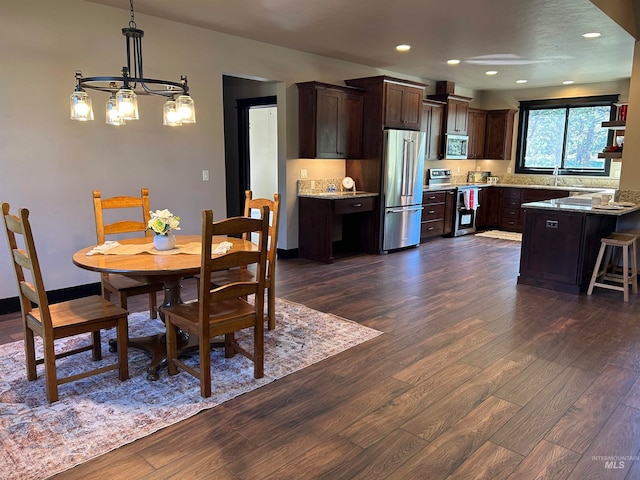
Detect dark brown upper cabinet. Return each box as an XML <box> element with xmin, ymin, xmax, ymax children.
<box><xmin>467</xmin><ymin>108</ymin><xmax>487</xmax><ymax>159</ymax></box>
<box><xmin>421</xmin><ymin>100</ymin><xmax>445</xmax><ymax>160</ymax></box>
<box><xmin>383</xmin><ymin>82</ymin><xmax>424</xmax><ymax>130</ymax></box>
<box><xmin>297</xmin><ymin>82</ymin><xmax>364</xmax><ymax>159</ymax></box>
<box><xmin>427</xmin><ymin>94</ymin><xmax>472</xmax><ymax>135</ymax></box>
<box><xmin>484</xmin><ymin>109</ymin><xmax>516</xmax><ymax>160</ymax></box>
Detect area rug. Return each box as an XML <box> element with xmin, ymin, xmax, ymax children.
<box><xmin>0</xmin><ymin>299</ymin><xmax>382</xmax><ymax>480</ymax></box>
<box><xmin>475</xmin><ymin>230</ymin><xmax>523</xmax><ymax>241</ymax></box>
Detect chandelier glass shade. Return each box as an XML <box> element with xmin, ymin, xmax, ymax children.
<box><xmin>70</xmin><ymin>0</ymin><xmax>195</xmax><ymax>126</ymax></box>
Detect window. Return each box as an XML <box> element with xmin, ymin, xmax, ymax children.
<box><xmin>515</xmin><ymin>95</ymin><xmax>618</xmax><ymax>176</ymax></box>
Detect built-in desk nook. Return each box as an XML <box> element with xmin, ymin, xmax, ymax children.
<box><xmin>298</xmin><ymin>192</ymin><xmax>378</xmax><ymax>263</ymax></box>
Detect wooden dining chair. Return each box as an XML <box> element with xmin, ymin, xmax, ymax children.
<box><xmin>1</xmin><ymin>202</ymin><xmax>129</xmax><ymax>403</ymax></box>
<box><xmin>209</xmin><ymin>191</ymin><xmax>281</xmax><ymax>330</ymax></box>
<box><xmin>93</xmin><ymin>188</ymin><xmax>164</xmax><ymax>318</ymax></box>
<box><xmin>162</xmin><ymin>208</ymin><xmax>269</xmax><ymax>398</ymax></box>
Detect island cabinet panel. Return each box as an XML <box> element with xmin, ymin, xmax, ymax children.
<box><xmin>421</xmin><ymin>100</ymin><xmax>445</xmax><ymax>160</ymax></box>
<box><xmin>298</xmin><ymin>196</ymin><xmax>378</xmax><ymax>263</ymax></box>
<box><xmin>297</xmin><ymin>82</ymin><xmax>364</xmax><ymax>159</ymax></box>
<box><xmin>518</xmin><ymin>209</ymin><xmax>616</xmax><ymax>294</ymax></box>
<box><xmin>467</xmin><ymin>108</ymin><xmax>487</xmax><ymax>159</ymax></box>
<box><xmin>484</xmin><ymin>109</ymin><xmax>516</xmax><ymax>160</ymax></box>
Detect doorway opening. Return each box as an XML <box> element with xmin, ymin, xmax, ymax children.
<box><xmin>222</xmin><ymin>76</ymin><xmax>278</xmax><ymax>218</ymax></box>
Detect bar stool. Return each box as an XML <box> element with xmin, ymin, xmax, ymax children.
<box><xmin>587</xmin><ymin>233</ymin><xmax>638</xmax><ymax>302</ymax></box>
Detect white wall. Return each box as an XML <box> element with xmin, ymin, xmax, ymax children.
<box><xmin>0</xmin><ymin>0</ymin><xmax>432</xmax><ymax>300</ymax></box>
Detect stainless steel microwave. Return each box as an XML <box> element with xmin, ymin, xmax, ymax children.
<box><xmin>445</xmin><ymin>134</ymin><xmax>468</xmax><ymax>159</ymax></box>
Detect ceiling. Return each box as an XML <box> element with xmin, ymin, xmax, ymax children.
<box><xmin>86</xmin><ymin>0</ymin><xmax>635</xmax><ymax>91</ymax></box>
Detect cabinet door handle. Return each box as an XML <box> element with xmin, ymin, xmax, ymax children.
<box><xmin>352</xmin><ymin>203</ymin><xmax>362</xmax><ymax>208</ymax></box>
<box><xmin>546</xmin><ymin>220</ymin><xmax>558</xmax><ymax>229</ymax></box>
<box><xmin>428</xmin><ymin>210</ymin><xmax>435</xmax><ymax>214</ymax></box>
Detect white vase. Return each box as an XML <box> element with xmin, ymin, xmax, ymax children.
<box><xmin>153</xmin><ymin>232</ymin><xmax>176</xmax><ymax>251</ymax></box>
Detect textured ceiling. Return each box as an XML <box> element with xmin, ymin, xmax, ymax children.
<box><xmin>86</xmin><ymin>0</ymin><xmax>635</xmax><ymax>91</ymax></box>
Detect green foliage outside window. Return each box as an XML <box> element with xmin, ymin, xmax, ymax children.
<box><xmin>516</xmin><ymin>95</ymin><xmax>618</xmax><ymax>176</ymax></box>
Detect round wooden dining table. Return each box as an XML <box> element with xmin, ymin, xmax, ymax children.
<box><xmin>73</xmin><ymin>235</ymin><xmax>256</xmax><ymax>380</ymax></box>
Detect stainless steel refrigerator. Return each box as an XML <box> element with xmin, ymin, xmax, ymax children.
<box><xmin>380</xmin><ymin>129</ymin><xmax>426</xmax><ymax>252</ymax></box>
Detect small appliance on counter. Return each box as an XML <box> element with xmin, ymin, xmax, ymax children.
<box><xmin>467</xmin><ymin>171</ymin><xmax>491</xmax><ymax>183</ymax></box>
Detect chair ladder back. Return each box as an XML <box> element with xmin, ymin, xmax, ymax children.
<box><xmin>243</xmin><ymin>190</ymin><xmax>281</xmax><ymax>279</ymax></box>
<box><xmin>198</xmin><ymin>209</ymin><xmax>269</xmax><ymax>326</ymax></box>
<box><xmin>2</xmin><ymin>204</ymin><xmax>52</xmax><ymax>326</ymax></box>
<box><xmin>93</xmin><ymin>188</ymin><xmax>153</xmax><ymax>244</ymax></box>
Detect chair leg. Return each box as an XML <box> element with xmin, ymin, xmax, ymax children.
<box><xmin>623</xmin><ymin>246</ymin><xmax>630</xmax><ymax>302</ymax></box>
<box><xmin>24</xmin><ymin>329</ymin><xmax>37</xmax><ymax>381</ymax></box>
<box><xmin>632</xmin><ymin>239</ymin><xmax>639</xmax><ymax>295</ymax></box>
<box><xmin>43</xmin><ymin>339</ymin><xmax>59</xmax><ymax>403</ymax></box>
<box><xmin>225</xmin><ymin>333</ymin><xmax>236</xmax><ymax>358</ymax></box>
<box><xmin>165</xmin><ymin>321</ymin><xmax>178</xmax><ymax>376</ymax></box>
<box><xmin>149</xmin><ymin>292</ymin><xmax>158</xmax><ymax>319</ymax></box>
<box><xmin>254</xmin><ymin>321</ymin><xmax>264</xmax><ymax>379</ymax></box>
<box><xmin>588</xmin><ymin>243</ymin><xmax>607</xmax><ymax>295</ymax></box>
<box><xmin>199</xmin><ymin>333</ymin><xmax>212</xmax><ymax>398</ymax></box>
<box><xmin>116</xmin><ymin>318</ymin><xmax>129</xmax><ymax>380</ymax></box>
<box><xmin>267</xmin><ymin>286</ymin><xmax>276</xmax><ymax>330</ymax></box>
<box><xmin>91</xmin><ymin>331</ymin><xmax>102</xmax><ymax>361</ymax></box>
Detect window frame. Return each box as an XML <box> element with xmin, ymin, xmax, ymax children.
<box><xmin>515</xmin><ymin>94</ymin><xmax>619</xmax><ymax>177</ymax></box>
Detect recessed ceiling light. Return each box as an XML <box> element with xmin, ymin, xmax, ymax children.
<box><xmin>485</xmin><ymin>70</ymin><xmax>498</xmax><ymax>76</ymax></box>
<box><xmin>396</xmin><ymin>44</ymin><xmax>411</xmax><ymax>52</ymax></box>
<box><xmin>582</xmin><ymin>32</ymin><xmax>601</xmax><ymax>38</ymax></box>
<box><xmin>516</xmin><ymin>79</ymin><xmax>528</xmax><ymax>84</ymax></box>
<box><xmin>447</xmin><ymin>59</ymin><xmax>461</xmax><ymax>65</ymax></box>
<box><xmin>562</xmin><ymin>80</ymin><xmax>575</xmax><ymax>85</ymax></box>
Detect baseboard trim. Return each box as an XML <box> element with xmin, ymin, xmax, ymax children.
<box><xmin>0</xmin><ymin>282</ymin><xmax>102</xmax><ymax>315</ymax></box>
<box><xmin>277</xmin><ymin>248</ymin><xmax>298</xmax><ymax>260</ymax></box>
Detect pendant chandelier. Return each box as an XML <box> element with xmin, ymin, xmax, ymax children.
<box><xmin>70</xmin><ymin>0</ymin><xmax>195</xmax><ymax>126</ymax></box>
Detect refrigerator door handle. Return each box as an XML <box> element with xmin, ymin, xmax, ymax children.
<box><xmin>388</xmin><ymin>206</ymin><xmax>424</xmax><ymax>214</ymax></box>
<box><xmin>401</xmin><ymin>139</ymin><xmax>410</xmax><ymax>196</ymax></box>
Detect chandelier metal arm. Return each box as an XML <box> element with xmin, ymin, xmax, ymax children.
<box><xmin>77</xmin><ymin>75</ymin><xmax>187</xmax><ymax>98</ymax></box>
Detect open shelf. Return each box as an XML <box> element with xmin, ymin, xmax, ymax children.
<box><xmin>598</xmin><ymin>152</ymin><xmax>623</xmax><ymax>159</ymax></box>
<box><xmin>602</xmin><ymin>120</ymin><xmax>625</xmax><ymax>129</ymax></box>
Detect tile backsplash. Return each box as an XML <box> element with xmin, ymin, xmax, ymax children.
<box><xmin>298</xmin><ymin>178</ymin><xmax>351</xmax><ymax>194</ymax></box>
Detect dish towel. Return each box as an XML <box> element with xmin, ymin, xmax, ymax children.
<box><xmin>463</xmin><ymin>188</ymin><xmax>479</xmax><ymax>210</ymax></box>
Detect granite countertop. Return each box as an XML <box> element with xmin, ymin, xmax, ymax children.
<box><xmin>521</xmin><ymin>198</ymin><xmax>639</xmax><ymax>216</ymax></box>
<box><xmin>298</xmin><ymin>191</ymin><xmax>379</xmax><ymax>199</ymax></box>
<box><xmin>423</xmin><ymin>183</ymin><xmax>616</xmax><ymax>193</ymax></box>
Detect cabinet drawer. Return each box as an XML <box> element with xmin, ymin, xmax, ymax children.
<box><xmin>421</xmin><ymin>220</ymin><xmax>444</xmax><ymax>238</ymax></box>
<box><xmin>502</xmin><ymin>207</ymin><xmax>520</xmax><ymax>219</ymax></box>
<box><xmin>422</xmin><ymin>203</ymin><xmax>445</xmax><ymax>221</ymax></box>
<box><xmin>422</xmin><ymin>191</ymin><xmax>446</xmax><ymax>204</ymax></box>
<box><xmin>333</xmin><ymin>196</ymin><xmax>375</xmax><ymax>214</ymax></box>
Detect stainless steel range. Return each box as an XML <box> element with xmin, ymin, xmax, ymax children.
<box><xmin>427</xmin><ymin>168</ymin><xmax>479</xmax><ymax>237</ymax></box>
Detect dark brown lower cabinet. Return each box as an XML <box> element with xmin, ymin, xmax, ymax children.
<box><xmin>518</xmin><ymin>208</ymin><xmax>616</xmax><ymax>294</ymax></box>
<box><xmin>420</xmin><ymin>189</ymin><xmax>455</xmax><ymax>240</ymax></box>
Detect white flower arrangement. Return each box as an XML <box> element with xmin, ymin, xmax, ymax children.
<box><xmin>147</xmin><ymin>209</ymin><xmax>181</xmax><ymax>236</ymax></box>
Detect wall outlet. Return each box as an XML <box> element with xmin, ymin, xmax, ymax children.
<box><xmin>202</xmin><ymin>170</ymin><xmax>209</xmax><ymax>181</ymax></box>
<box><xmin>300</xmin><ymin>169</ymin><xmax>308</xmax><ymax>179</ymax></box>
<box><xmin>507</xmin><ymin>167</ymin><xmax>512</xmax><ymax>174</ymax></box>
<box><xmin>311</xmin><ymin>180</ymin><xmax>316</xmax><ymax>190</ymax></box>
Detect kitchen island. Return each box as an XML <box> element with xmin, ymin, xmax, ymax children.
<box><xmin>518</xmin><ymin>196</ymin><xmax>640</xmax><ymax>294</ymax></box>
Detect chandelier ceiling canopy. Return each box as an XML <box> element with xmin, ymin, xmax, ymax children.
<box><xmin>70</xmin><ymin>0</ymin><xmax>196</xmax><ymax>126</ymax></box>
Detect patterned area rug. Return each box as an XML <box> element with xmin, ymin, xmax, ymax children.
<box><xmin>475</xmin><ymin>230</ymin><xmax>523</xmax><ymax>241</ymax></box>
<box><xmin>0</xmin><ymin>299</ymin><xmax>381</xmax><ymax>480</ymax></box>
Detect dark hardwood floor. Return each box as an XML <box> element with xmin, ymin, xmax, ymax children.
<box><xmin>3</xmin><ymin>234</ymin><xmax>640</xmax><ymax>479</ymax></box>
